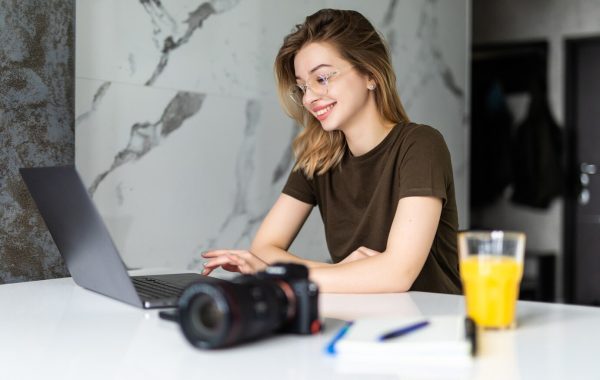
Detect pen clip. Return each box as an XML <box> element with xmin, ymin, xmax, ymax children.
<box><xmin>378</xmin><ymin>320</ymin><xmax>430</xmax><ymax>341</ymax></box>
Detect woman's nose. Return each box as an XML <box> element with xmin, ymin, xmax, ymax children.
<box><xmin>302</xmin><ymin>87</ymin><xmax>320</xmax><ymax>106</ymax></box>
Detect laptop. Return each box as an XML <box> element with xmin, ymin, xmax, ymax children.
<box><xmin>20</xmin><ymin>165</ymin><xmax>226</xmax><ymax>309</ymax></box>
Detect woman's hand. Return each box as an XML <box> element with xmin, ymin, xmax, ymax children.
<box><xmin>339</xmin><ymin>246</ymin><xmax>382</xmax><ymax>264</ymax></box>
<box><xmin>201</xmin><ymin>249</ymin><xmax>268</xmax><ymax>275</ymax></box>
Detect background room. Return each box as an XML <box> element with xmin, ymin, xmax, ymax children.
<box><xmin>472</xmin><ymin>0</ymin><xmax>600</xmax><ymax>305</ymax></box>
<box><xmin>3</xmin><ymin>0</ymin><xmax>600</xmax><ymax>307</ymax></box>
<box><xmin>2</xmin><ymin>0</ymin><xmax>468</xmax><ymax>283</ymax></box>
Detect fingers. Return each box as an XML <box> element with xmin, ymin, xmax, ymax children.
<box><xmin>201</xmin><ymin>249</ymin><xmax>267</xmax><ymax>275</ymax></box>
<box><xmin>201</xmin><ymin>250</ymin><xmax>239</xmax><ymax>275</ymax></box>
<box><xmin>225</xmin><ymin>255</ymin><xmax>251</xmax><ymax>274</ymax></box>
<box><xmin>202</xmin><ymin>254</ymin><xmax>240</xmax><ymax>275</ymax></box>
<box><xmin>202</xmin><ymin>249</ymin><xmax>249</xmax><ymax>258</ymax></box>
<box><xmin>201</xmin><ymin>252</ymin><xmax>256</xmax><ymax>275</ymax></box>
<box><xmin>203</xmin><ymin>254</ymin><xmax>237</xmax><ymax>268</ymax></box>
<box><xmin>221</xmin><ymin>263</ymin><xmax>242</xmax><ymax>273</ymax></box>
<box><xmin>225</xmin><ymin>254</ymin><xmax>262</xmax><ymax>274</ymax></box>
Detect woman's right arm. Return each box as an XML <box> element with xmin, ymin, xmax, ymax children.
<box><xmin>249</xmin><ymin>193</ymin><xmax>331</xmax><ymax>268</ymax></box>
<box><xmin>202</xmin><ymin>193</ymin><xmax>330</xmax><ymax>275</ymax></box>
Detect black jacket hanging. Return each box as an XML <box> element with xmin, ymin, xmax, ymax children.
<box><xmin>470</xmin><ymin>81</ymin><xmax>514</xmax><ymax>208</ymax></box>
<box><xmin>510</xmin><ymin>83</ymin><xmax>564</xmax><ymax>208</ymax></box>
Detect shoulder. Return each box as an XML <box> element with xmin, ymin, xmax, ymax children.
<box><xmin>400</xmin><ymin>123</ymin><xmax>446</xmax><ymax>144</ymax></box>
<box><xmin>394</xmin><ymin>123</ymin><xmax>449</xmax><ymax>155</ymax></box>
<box><xmin>282</xmin><ymin>167</ymin><xmax>317</xmax><ymax>205</ymax></box>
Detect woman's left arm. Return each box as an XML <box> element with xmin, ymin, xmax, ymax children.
<box><xmin>310</xmin><ymin>196</ymin><xmax>442</xmax><ymax>293</ymax></box>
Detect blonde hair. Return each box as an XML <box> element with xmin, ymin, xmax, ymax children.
<box><xmin>274</xmin><ymin>9</ymin><xmax>410</xmax><ymax>179</ymax></box>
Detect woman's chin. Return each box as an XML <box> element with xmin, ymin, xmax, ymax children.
<box><xmin>319</xmin><ymin>120</ymin><xmax>340</xmax><ymax>132</ymax></box>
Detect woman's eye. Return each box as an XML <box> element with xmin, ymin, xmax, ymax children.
<box><xmin>315</xmin><ymin>74</ymin><xmax>329</xmax><ymax>85</ymax></box>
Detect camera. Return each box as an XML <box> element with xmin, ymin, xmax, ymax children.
<box><xmin>175</xmin><ymin>263</ymin><xmax>321</xmax><ymax>349</ymax></box>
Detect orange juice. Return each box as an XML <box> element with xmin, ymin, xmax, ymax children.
<box><xmin>460</xmin><ymin>256</ymin><xmax>523</xmax><ymax>329</ymax></box>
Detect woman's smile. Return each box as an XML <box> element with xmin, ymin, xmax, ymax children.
<box><xmin>312</xmin><ymin>102</ymin><xmax>337</xmax><ymax>120</ymax></box>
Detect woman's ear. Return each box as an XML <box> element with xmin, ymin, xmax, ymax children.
<box><xmin>366</xmin><ymin>73</ymin><xmax>377</xmax><ymax>90</ymax></box>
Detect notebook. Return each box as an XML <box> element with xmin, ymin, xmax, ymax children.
<box><xmin>330</xmin><ymin>315</ymin><xmax>476</xmax><ymax>377</ymax></box>
<box><xmin>20</xmin><ymin>165</ymin><xmax>226</xmax><ymax>309</ymax></box>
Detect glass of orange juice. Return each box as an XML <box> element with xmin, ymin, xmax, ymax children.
<box><xmin>458</xmin><ymin>231</ymin><xmax>526</xmax><ymax>329</ymax></box>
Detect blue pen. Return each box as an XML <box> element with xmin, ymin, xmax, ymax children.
<box><xmin>378</xmin><ymin>320</ymin><xmax>430</xmax><ymax>341</ymax></box>
<box><xmin>324</xmin><ymin>321</ymin><xmax>354</xmax><ymax>355</ymax></box>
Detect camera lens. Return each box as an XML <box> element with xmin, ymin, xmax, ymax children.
<box><xmin>189</xmin><ymin>293</ymin><xmax>224</xmax><ymax>335</ymax></box>
<box><xmin>178</xmin><ymin>278</ymin><xmax>290</xmax><ymax>349</ymax></box>
<box><xmin>178</xmin><ymin>283</ymin><xmax>232</xmax><ymax>349</ymax></box>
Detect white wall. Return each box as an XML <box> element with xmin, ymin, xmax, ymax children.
<box><xmin>75</xmin><ymin>0</ymin><xmax>469</xmax><ymax>271</ymax></box>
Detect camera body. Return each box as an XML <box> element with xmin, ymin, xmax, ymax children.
<box><xmin>177</xmin><ymin>263</ymin><xmax>321</xmax><ymax>349</ymax></box>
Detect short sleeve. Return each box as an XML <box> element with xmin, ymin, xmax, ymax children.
<box><xmin>397</xmin><ymin>125</ymin><xmax>453</xmax><ymax>204</ymax></box>
<box><xmin>282</xmin><ymin>167</ymin><xmax>317</xmax><ymax>205</ymax></box>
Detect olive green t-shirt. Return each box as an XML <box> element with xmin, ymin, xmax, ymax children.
<box><xmin>282</xmin><ymin>122</ymin><xmax>462</xmax><ymax>294</ymax></box>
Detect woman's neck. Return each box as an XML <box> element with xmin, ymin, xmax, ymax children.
<box><xmin>341</xmin><ymin>108</ymin><xmax>395</xmax><ymax>157</ymax></box>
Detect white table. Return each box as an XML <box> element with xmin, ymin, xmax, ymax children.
<box><xmin>2</xmin><ymin>276</ymin><xmax>600</xmax><ymax>380</ymax></box>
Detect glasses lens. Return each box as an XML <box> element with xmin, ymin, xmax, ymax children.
<box><xmin>289</xmin><ymin>85</ymin><xmax>304</xmax><ymax>105</ymax></box>
<box><xmin>311</xmin><ymin>74</ymin><xmax>330</xmax><ymax>96</ymax></box>
<box><xmin>288</xmin><ymin>71</ymin><xmax>337</xmax><ymax>106</ymax></box>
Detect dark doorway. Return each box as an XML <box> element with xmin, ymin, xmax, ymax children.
<box><xmin>471</xmin><ymin>41</ymin><xmax>563</xmax><ymax>211</ymax></box>
<box><xmin>564</xmin><ymin>37</ymin><xmax>600</xmax><ymax>306</ymax></box>
<box><xmin>471</xmin><ymin>41</ymin><xmax>562</xmax><ymax>302</ymax></box>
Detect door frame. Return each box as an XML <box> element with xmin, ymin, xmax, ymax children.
<box><xmin>563</xmin><ymin>35</ymin><xmax>600</xmax><ymax>303</ymax></box>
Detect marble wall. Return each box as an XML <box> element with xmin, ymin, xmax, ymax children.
<box><xmin>75</xmin><ymin>0</ymin><xmax>469</xmax><ymax>271</ymax></box>
<box><xmin>0</xmin><ymin>0</ymin><xmax>74</xmax><ymax>283</ymax></box>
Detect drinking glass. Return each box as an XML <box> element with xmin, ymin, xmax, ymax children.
<box><xmin>458</xmin><ymin>231</ymin><xmax>526</xmax><ymax>329</ymax></box>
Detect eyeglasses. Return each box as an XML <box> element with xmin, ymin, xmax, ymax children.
<box><xmin>288</xmin><ymin>68</ymin><xmax>347</xmax><ymax>106</ymax></box>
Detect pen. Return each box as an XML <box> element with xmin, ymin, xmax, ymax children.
<box><xmin>324</xmin><ymin>321</ymin><xmax>354</xmax><ymax>355</ymax></box>
<box><xmin>378</xmin><ymin>320</ymin><xmax>430</xmax><ymax>341</ymax></box>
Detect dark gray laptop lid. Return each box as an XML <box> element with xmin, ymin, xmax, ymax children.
<box><xmin>20</xmin><ymin>165</ymin><xmax>142</xmax><ymax>307</ymax></box>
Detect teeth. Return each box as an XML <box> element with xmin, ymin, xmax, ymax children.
<box><xmin>315</xmin><ymin>103</ymin><xmax>335</xmax><ymax>116</ymax></box>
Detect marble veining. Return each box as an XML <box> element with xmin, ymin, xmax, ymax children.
<box><xmin>88</xmin><ymin>91</ymin><xmax>205</xmax><ymax>195</ymax></box>
<box><xmin>75</xmin><ymin>0</ymin><xmax>469</xmax><ymax>269</ymax></box>
<box><xmin>397</xmin><ymin>0</ymin><xmax>465</xmax><ymax>110</ymax></box>
<box><xmin>144</xmin><ymin>0</ymin><xmax>241</xmax><ymax>86</ymax></box>
<box><xmin>214</xmin><ymin>99</ymin><xmax>261</xmax><ymax>238</ymax></box>
<box><xmin>140</xmin><ymin>0</ymin><xmax>179</xmax><ymax>50</ymax></box>
<box><xmin>192</xmin><ymin>100</ymin><xmax>270</xmax><ymax>266</ymax></box>
<box><xmin>75</xmin><ymin>81</ymin><xmax>111</xmax><ymax>125</ymax></box>
<box><xmin>382</xmin><ymin>0</ymin><xmax>400</xmax><ymax>51</ymax></box>
<box><xmin>187</xmin><ymin>116</ymin><xmax>298</xmax><ymax>272</ymax></box>
<box><xmin>382</xmin><ymin>0</ymin><xmax>399</xmax><ymax>26</ymax></box>
<box><xmin>271</xmin><ymin>124</ymin><xmax>297</xmax><ymax>185</ymax></box>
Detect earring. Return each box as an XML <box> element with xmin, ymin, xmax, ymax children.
<box><xmin>367</xmin><ymin>83</ymin><xmax>376</xmax><ymax>90</ymax></box>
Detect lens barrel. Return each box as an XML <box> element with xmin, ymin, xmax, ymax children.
<box><xmin>178</xmin><ymin>277</ymin><xmax>290</xmax><ymax>349</ymax></box>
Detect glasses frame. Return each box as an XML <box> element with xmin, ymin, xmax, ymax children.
<box><xmin>288</xmin><ymin>67</ymin><xmax>350</xmax><ymax>106</ymax></box>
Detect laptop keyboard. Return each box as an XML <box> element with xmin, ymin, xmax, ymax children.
<box><xmin>131</xmin><ymin>277</ymin><xmax>185</xmax><ymax>300</ymax></box>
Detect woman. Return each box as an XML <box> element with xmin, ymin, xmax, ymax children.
<box><xmin>202</xmin><ymin>9</ymin><xmax>461</xmax><ymax>294</ymax></box>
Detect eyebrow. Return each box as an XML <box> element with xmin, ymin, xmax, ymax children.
<box><xmin>295</xmin><ymin>64</ymin><xmax>334</xmax><ymax>80</ymax></box>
